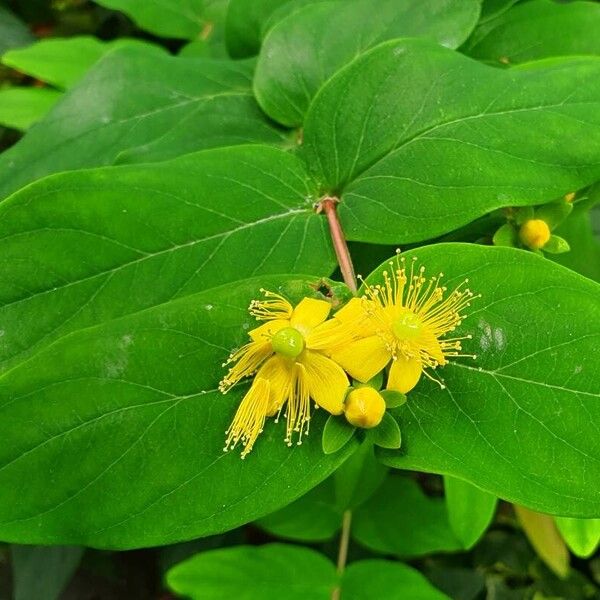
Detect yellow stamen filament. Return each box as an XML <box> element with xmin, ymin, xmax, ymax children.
<box><xmin>249</xmin><ymin>289</ymin><xmax>293</xmax><ymax>321</ymax></box>
<box><xmin>224</xmin><ymin>378</ymin><xmax>271</xmax><ymax>459</ymax></box>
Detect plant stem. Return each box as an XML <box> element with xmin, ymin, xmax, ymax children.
<box><xmin>319</xmin><ymin>197</ymin><xmax>357</xmax><ymax>294</ymax></box>
<box><xmin>331</xmin><ymin>510</ymin><xmax>352</xmax><ymax>600</ymax></box>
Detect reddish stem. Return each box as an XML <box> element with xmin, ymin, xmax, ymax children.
<box><xmin>319</xmin><ymin>197</ymin><xmax>357</xmax><ymax>294</ymax></box>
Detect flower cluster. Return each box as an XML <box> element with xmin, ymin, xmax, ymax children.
<box><xmin>220</xmin><ymin>257</ymin><xmax>477</xmax><ymax>458</ymax></box>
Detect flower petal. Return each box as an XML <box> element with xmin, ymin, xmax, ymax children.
<box><xmin>290</xmin><ymin>298</ymin><xmax>331</xmax><ymax>335</ymax></box>
<box><xmin>330</xmin><ymin>335</ymin><xmax>391</xmax><ymax>383</ymax></box>
<box><xmin>387</xmin><ymin>354</ymin><xmax>423</xmax><ymax>394</ymax></box>
<box><xmin>249</xmin><ymin>319</ymin><xmax>289</xmax><ymax>342</ymax></box>
<box><xmin>257</xmin><ymin>355</ymin><xmax>294</xmax><ymax>415</ymax></box>
<box><xmin>301</xmin><ymin>351</ymin><xmax>348</xmax><ymax>415</ymax></box>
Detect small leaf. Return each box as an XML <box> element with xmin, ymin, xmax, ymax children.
<box><xmin>256</xmin><ymin>479</ymin><xmax>342</xmax><ymax>542</ymax></box>
<box><xmin>555</xmin><ymin>516</ymin><xmax>600</xmax><ymax>559</ymax></box>
<box><xmin>492</xmin><ymin>223</ymin><xmax>517</xmax><ymax>247</ymax></box>
<box><xmin>514</xmin><ymin>505</ymin><xmax>570</xmax><ymax>578</ymax></box>
<box><xmin>333</xmin><ymin>442</ymin><xmax>387</xmax><ymax>511</ymax></box>
<box><xmin>444</xmin><ymin>476</ymin><xmax>497</xmax><ymax>550</ymax></box>
<box><xmin>0</xmin><ymin>87</ymin><xmax>61</xmax><ymax>131</ymax></box>
<box><xmin>353</xmin><ymin>476</ymin><xmax>462</xmax><ymax>557</ymax></box>
<box><xmin>342</xmin><ymin>559</ymin><xmax>450</xmax><ymax>600</ymax></box>
<box><xmin>515</xmin><ymin>206</ymin><xmax>534</xmax><ymax>225</ymax></box>
<box><xmin>535</xmin><ymin>201</ymin><xmax>573</xmax><ymax>230</ymax></box>
<box><xmin>166</xmin><ymin>544</ymin><xmax>338</xmax><ymax>600</ymax></box>
<box><xmin>322</xmin><ymin>415</ymin><xmax>356</xmax><ymax>454</ymax></box>
<box><xmin>543</xmin><ymin>234</ymin><xmax>570</xmax><ymax>254</ymax></box>
<box><xmin>380</xmin><ymin>390</ymin><xmax>407</xmax><ymax>408</ymax></box>
<box><xmin>369</xmin><ymin>413</ymin><xmax>401</xmax><ymax>450</ymax></box>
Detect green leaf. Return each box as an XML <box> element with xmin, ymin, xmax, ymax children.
<box><xmin>444</xmin><ymin>476</ymin><xmax>497</xmax><ymax>549</ymax></box>
<box><xmin>0</xmin><ymin>48</ymin><xmax>287</xmax><ymax>200</ymax></box>
<box><xmin>551</xmin><ymin>196</ymin><xmax>600</xmax><ymax>281</ymax></box>
<box><xmin>555</xmin><ymin>516</ymin><xmax>600</xmax><ymax>558</ymax></box>
<box><xmin>166</xmin><ymin>543</ymin><xmax>337</xmax><ymax>599</ymax></box>
<box><xmin>94</xmin><ymin>0</ymin><xmax>228</xmax><ymax>40</ymax></box>
<box><xmin>256</xmin><ymin>478</ymin><xmax>342</xmax><ymax>542</ymax></box>
<box><xmin>380</xmin><ymin>390</ymin><xmax>407</xmax><ymax>409</ymax></box>
<box><xmin>535</xmin><ymin>201</ymin><xmax>573</xmax><ymax>231</ymax></box>
<box><xmin>0</xmin><ymin>87</ymin><xmax>62</xmax><ymax>131</ymax></box>
<box><xmin>302</xmin><ymin>39</ymin><xmax>600</xmax><ymax>243</ymax></box>
<box><xmin>375</xmin><ymin>244</ymin><xmax>600</xmax><ymax>517</ymax></box>
<box><xmin>369</xmin><ymin>413</ymin><xmax>401</xmax><ymax>450</ymax></box>
<box><xmin>0</xmin><ymin>145</ymin><xmax>334</xmax><ymax>374</ymax></box>
<box><xmin>479</xmin><ymin>0</ymin><xmax>520</xmax><ymax>23</ymax></box>
<box><xmin>2</xmin><ymin>36</ymin><xmax>165</xmax><ymax>90</ymax></box>
<box><xmin>11</xmin><ymin>545</ymin><xmax>83</xmax><ymax>600</ymax></box>
<box><xmin>225</xmin><ymin>0</ymin><xmax>325</xmax><ymax>58</ymax></box>
<box><xmin>0</xmin><ymin>6</ymin><xmax>33</xmax><ymax>55</ymax></box>
<box><xmin>333</xmin><ymin>442</ymin><xmax>387</xmax><ymax>511</ymax></box>
<box><xmin>353</xmin><ymin>475</ymin><xmax>462</xmax><ymax>557</ymax></box>
<box><xmin>342</xmin><ymin>560</ymin><xmax>450</xmax><ymax>600</ymax></box>
<box><xmin>543</xmin><ymin>234</ymin><xmax>570</xmax><ymax>254</ymax></box>
<box><xmin>255</xmin><ymin>0</ymin><xmax>481</xmax><ymax>126</ymax></box>
<box><xmin>466</xmin><ymin>0</ymin><xmax>600</xmax><ymax>66</ymax></box>
<box><xmin>0</xmin><ymin>277</ymin><xmax>358</xmax><ymax>548</ymax></box>
<box><xmin>492</xmin><ymin>223</ymin><xmax>517</xmax><ymax>247</ymax></box>
<box><xmin>322</xmin><ymin>415</ymin><xmax>356</xmax><ymax>454</ymax></box>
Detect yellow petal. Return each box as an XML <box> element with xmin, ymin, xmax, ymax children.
<box><xmin>257</xmin><ymin>354</ymin><xmax>293</xmax><ymax>415</ymax></box>
<box><xmin>290</xmin><ymin>298</ymin><xmax>331</xmax><ymax>335</ymax></box>
<box><xmin>330</xmin><ymin>335</ymin><xmax>391</xmax><ymax>383</ymax></box>
<box><xmin>333</xmin><ymin>297</ymin><xmax>365</xmax><ymax>323</ymax></box>
<box><xmin>249</xmin><ymin>319</ymin><xmax>289</xmax><ymax>342</ymax></box>
<box><xmin>301</xmin><ymin>351</ymin><xmax>348</xmax><ymax>415</ymax></box>
<box><xmin>388</xmin><ymin>354</ymin><xmax>423</xmax><ymax>394</ymax></box>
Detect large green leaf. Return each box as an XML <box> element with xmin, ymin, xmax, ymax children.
<box><xmin>342</xmin><ymin>560</ymin><xmax>450</xmax><ymax>600</ymax></box>
<box><xmin>167</xmin><ymin>544</ymin><xmax>337</xmax><ymax>599</ymax></box>
<box><xmin>0</xmin><ymin>48</ymin><xmax>286</xmax><ymax>201</ymax></box>
<box><xmin>465</xmin><ymin>0</ymin><xmax>600</xmax><ymax>66</ymax></box>
<box><xmin>0</xmin><ymin>277</ymin><xmax>357</xmax><ymax>548</ymax></box>
<box><xmin>0</xmin><ymin>6</ymin><xmax>33</xmax><ymax>55</ymax></box>
<box><xmin>0</xmin><ymin>87</ymin><xmax>61</xmax><ymax>131</ymax></box>
<box><xmin>254</xmin><ymin>0</ymin><xmax>481</xmax><ymax>127</ymax></box>
<box><xmin>353</xmin><ymin>475</ymin><xmax>462</xmax><ymax>556</ymax></box>
<box><xmin>302</xmin><ymin>39</ymin><xmax>600</xmax><ymax>243</ymax></box>
<box><xmin>2</xmin><ymin>36</ymin><xmax>164</xmax><ymax>89</ymax></box>
<box><xmin>374</xmin><ymin>244</ymin><xmax>600</xmax><ymax>517</ymax></box>
<box><xmin>94</xmin><ymin>0</ymin><xmax>228</xmax><ymax>40</ymax></box>
<box><xmin>0</xmin><ymin>145</ymin><xmax>334</xmax><ymax>374</ymax></box>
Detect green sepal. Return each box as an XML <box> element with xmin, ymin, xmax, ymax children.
<box><xmin>535</xmin><ymin>201</ymin><xmax>573</xmax><ymax>230</ymax></box>
<box><xmin>515</xmin><ymin>206</ymin><xmax>535</xmax><ymax>225</ymax></box>
<box><xmin>492</xmin><ymin>223</ymin><xmax>518</xmax><ymax>247</ymax></box>
<box><xmin>380</xmin><ymin>390</ymin><xmax>407</xmax><ymax>409</ymax></box>
<box><xmin>543</xmin><ymin>235</ymin><xmax>571</xmax><ymax>254</ymax></box>
<box><xmin>352</xmin><ymin>371</ymin><xmax>384</xmax><ymax>391</ymax></box>
<box><xmin>368</xmin><ymin>413</ymin><xmax>402</xmax><ymax>450</ymax></box>
<box><xmin>322</xmin><ymin>415</ymin><xmax>356</xmax><ymax>455</ymax></box>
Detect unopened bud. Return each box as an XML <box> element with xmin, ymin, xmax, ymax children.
<box><xmin>344</xmin><ymin>387</ymin><xmax>386</xmax><ymax>429</ymax></box>
<box><xmin>519</xmin><ymin>219</ymin><xmax>551</xmax><ymax>250</ymax></box>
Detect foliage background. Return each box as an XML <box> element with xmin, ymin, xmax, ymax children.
<box><xmin>0</xmin><ymin>0</ymin><xmax>599</xmax><ymax>599</ymax></box>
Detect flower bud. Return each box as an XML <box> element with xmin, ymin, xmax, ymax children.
<box><xmin>344</xmin><ymin>387</ymin><xmax>386</xmax><ymax>429</ymax></box>
<box><xmin>519</xmin><ymin>219</ymin><xmax>551</xmax><ymax>250</ymax></box>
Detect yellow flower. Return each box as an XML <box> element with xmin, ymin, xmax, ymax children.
<box><xmin>220</xmin><ymin>290</ymin><xmax>349</xmax><ymax>458</ymax></box>
<box><xmin>330</xmin><ymin>256</ymin><xmax>477</xmax><ymax>394</ymax></box>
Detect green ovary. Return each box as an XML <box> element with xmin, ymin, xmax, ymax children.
<box><xmin>271</xmin><ymin>327</ymin><xmax>305</xmax><ymax>359</ymax></box>
<box><xmin>392</xmin><ymin>311</ymin><xmax>423</xmax><ymax>341</ymax></box>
